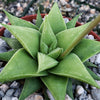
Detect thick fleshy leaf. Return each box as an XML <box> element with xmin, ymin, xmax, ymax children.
<box><xmin>48</xmin><ymin>48</ymin><xmax>63</xmax><ymax>59</ymax></box>
<box><xmin>2</xmin><ymin>24</ymin><xmax>40</xmax><ymax>58</ymax></box>
<box><xmin>36</xmin><ymin>9</ymin><xmax>43</xmax><ymax>28</ymax></box>
<box><xmin>56</xmin><ymin>22</ymin><xmax>90</xmax><ymax>58</ymax></box>
<box><xmin>66</xmin><ymin>14</ymin><xmax>81</xmax><ymax>29</ymax></box>
<box><xmin>86</xmin><ymin>67</ymin><xmax>100</xmax><ymax>81</ymax></box>
<box><xmin>49</xmin><ymin>53</ymin><xmax>100</xmax><ymax>88</ymax></box>
<box><xmin>41</xmin><ymin>74</ymin><xmax>68</xmax><ymax>100</ymax></box>
<box><xmin>66</xmin><ymin>79</ymin><xmax>74</xmax><ymax>100</ymax></box>
<box><xmin>40</xmin><ymin>17</ymin><xmax>57</xmax><ymax>53</ymax></box>
<box><xmin>38</xmin><ymin>52</ymin><xmax>58</xmax><ymax>72</ymax></box>
<box><xmin>0</xmin><ymin>49</ymin><xmax>17</xmax><ymax>61</ymax></box>
<box><xmin>19</xmin><ymin>78</ymin><xmax>42</xmax><ymax>100</ymax></box>
<box><xmin>47</xmin><ymin>3</ymin><xmax>67</xmax><ymax>34</ymax></box>
<box><xmin>84</xmin><ymin>61</ymin><xmax>97</xmax><ymax>67</ymax></box>
<box><xmin>3</xmin><ymin>10</ymin><xmax>38</xmax><ymax>29</ymax></box>
<box><xmin>0</xmin><ymin>49</ymin><xmax>47</xmax><ymax>83</ymax></box>
<box><xmin>40</xmin><ymin>3</ymin><xmax>66</xmax><ymax>34</ymax></box>
<box><xmin>1</xmin><ymin>37</ymin><xmax>22</xmax><ymax>49</ymax></box>
<box><xmin>57</xmin><ymin>14</ymin><xmax>100</xmax><ymax>59</ymax></box>
<box><xmin>73</xmin><ymin>39</ymin><xmax>100</xmax><ymax>62</ymax></box>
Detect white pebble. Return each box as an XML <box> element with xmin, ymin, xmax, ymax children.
<box><xmin>88</xmin><ymin>35</ymin><xmax>94</xmax><ymax>40</ymax></box>
<box><xmin>76</xmin><ymin>85</ymin><xmax>84</xmax><ymax>95</ymax></box>
<box><xmin>65</xmin><ymin>94</ymin><xmax>72</xmax><ymax>100</ymax></box>
<box><xmin>60</xmin><ymin>0</ymin><xmax>67</xmax><ymax>6</ymax></box>
<box><xmin>0</xmin><ymin>84</ymin><xmax>9</xmax><ymax>93</ymax></box>
<box><xmin>95</xmin><ymin>54</ymin><xmax>100</xmax><ymax>64</ymax></box>
<box><xmin>87</xmin><ymin>94</ymin><xmax>93</xmax><ymax>100</ymax></box>
<box><xmin>12</xmin><ymin>97</ymin><xmax>18</xmax><ymax>100</ymax></box>
<box><xmin>47</xmin><ymin>89</ymin><xmax>55</xmax><ymax>100</ymax></box>
<box><xmin>90</xmin><ymin>55</ymin><xmax>96</xmax><ymax>63</ymax></box>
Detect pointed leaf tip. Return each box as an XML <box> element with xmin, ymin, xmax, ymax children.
<box><xmin>2</xmin><ymin>24</ymin><xmax>40</xmax><ymax>58</ymax></box>
<box><xmin>38</xmin><ymin>52</ymin><xmax>58</xmax><ymax>72</ymax></box>
<box><xmin>3</xmin><ymin>10</ymin><xmax>38</xmax><ymax>29</ymax></box>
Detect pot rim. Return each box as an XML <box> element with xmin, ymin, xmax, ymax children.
<box><xmin>0</xmin><ymin>14</ymin><xmax>100</xmax><ymax>41</ymax></box>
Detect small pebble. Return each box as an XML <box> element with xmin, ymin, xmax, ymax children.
<box><xmin>91</xmin><ymin>89</ymin><xmax>100</xmax><ymax>100</ymax></box>
<box><xmin>4</xmin><ymin>29</ymin><xmax>11</xmax><ymax>38</ymax></box>
<box><xmin>64</xmin><ymin>18</ymin><xmax>69</xmax><ymax>23</ymax></box>
<box><xmin>12</xmin><ymin>97</ymin><xmax>19</xmax><ymax>100</ymax></box>
<box><xmin>25</xmin><ymin>93</ymin><xmax>43</xmax><ymax>100</ymax></box>
<box><xmin>88</xmin><ymin>35</ymin><xmax>94</xmax><ymax>40</ymax></box>
<box><xmin>6</xmin><ymin>89</ymin><xmax>14</xmax><ymax>96</ymax></box>
<box><xmin>0</xmin><ymin>90</ymin><xmax>4</xmax><ymax>98</ymax></box>
<box><xmin>87</xmin><ymin>94</ymin><xmax>93</xmax><ymax>100</ymax></box>
<box><xmin>10</xmin><ymin>81</ymin><xmax>20</xmax><ymax>89</ymax></box>
<box><xmin>0</xmin><ymin>84</ymin><xmax>9</xmax><ymax>93</ymax></box>
<box><xmin>0</xmin><ymin>46</ymin><xmax>7</xmax><ymax>53</ymax></box>
<box><xmin>65</xmin><ymin>94</ymin><xmax>72</xmax><ymax>100</ymax></box>
<box><xmin>95</xmin><ymin>54</ymin><xmax>100</xmax><ymax>64</ymax></box>
<box><xmin>60</xmin><ymin>0</ymin><xmax>67</xmax><ymax>6</ymax></box>
<box><xmin>14</xmin><ymin>88</ymin><xmax>21</xmax><ymax>97</ymax></box>
<box><xmin>2</xmin><ymin>95</ymin><xmax>12</xmax><ymax>100</ymax></box>
<box><xmin>76</xmin><ymin>85</ymin><xmax>84</xmax><ymax>95</ymax></box>
<box><xmin>47</xmin><ymin>89</ymin><xmax>54</xmax><ymax>100</ymax></box>
<box><xmin>90</xmin><ymin>55</ymin><xmax>96</xmax><ymax>63</ymax></box>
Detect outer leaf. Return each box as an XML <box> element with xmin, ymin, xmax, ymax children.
<box><xmin>41</xmin><ymin>74</ymin><xmax>68</xmax><ymax>100</ymax></box>
<box><xmin>73</xmin><ymin>39</ymin><xmax>100</xmax><ymax>62</ymax></box>
<box><xmin>2</xmin><ymin>24</ymin><xmax>40</xmax><ymax>58</ymax></box>
<box><xmin>0</xmin><ymin>49</ymin><xmax>17</xmax><ymax>61</ymax></box>
<box><xmin>0</xmin><ymin>49</ymin><xmax>47</xmax><ymax>83</ymax></box>
<box><xmin>56</xmin><ymin>22</ymin><xmax>90</xmax><ymax>58</ymax></box>
<box><xmin>48</xmin><ymin>48</ymin><xmax>63</xmax><ymax>59</ymax></box>
<box><xmin>86</xmin><ymin>67</ymin><xmax>100</xmax><ymax>81</ymax></box>
<box><xmin>66</xmin><ymin>14</ymin><xmax>81</xmax><ymax>29</ymax></box>
<box><xmin>49</xmin><ymin>53</ymin><xmax>100</xmax><ymax>88</ymax></box>
<box><xmin>3</xmin><ymin>10</ymin><xmax>38</xmax><ymax>29</ymax></box>
<box><xmin>36</xmin><ymin>9</ymin><xmax>43</xmax><ymax>28</ymax></box>
<box><xmin>40</xmin><ymin>17</ymin><xmax>57</xmax><ymax>53</ymax></box>
<box><xmin>19</xmin><ymin>78</ymin><xmax>42</xmax><ymax>100</ymax></box>
<box><xmin>66</xmin><ymin>79</ymin><xmax>74</xmax><ymax>100</ymax></box>
<box><xmin>84</xmin><ymin>61</ymin><xmax>97</xmax><ymax>67</ymax></box>
<box><xmin>38</xmin><ymin>52</ymin><xmax>58</xmax><ymax>72</ymax></box>
<box><xmin>40</xmin><ymin>3</ymin><xmax>67</xmax><ymax>34</ymax></box>
<box><xmin>1</xmin><ymin>37</ymin><xmax>22</xmax><ymax>49</ymax></box>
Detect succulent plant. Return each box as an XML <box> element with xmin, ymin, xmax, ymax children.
<box><xmin>0</xmin><ymin>3</ymin><xmax>100</xmax><ymax>100</ymax></box>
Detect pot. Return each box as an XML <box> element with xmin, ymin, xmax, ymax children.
<box><xmin>0</xmin><ymin>14</ymin><xmax>100</xmax><ymax>41</ymax></box>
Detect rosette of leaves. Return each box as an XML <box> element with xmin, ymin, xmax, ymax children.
<box><xmin>0</xmin><ymin>3</ymin><xmax>100</xmax><ymax>100</ymax></box>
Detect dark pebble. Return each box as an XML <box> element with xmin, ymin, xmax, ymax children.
<box><xmin>3</xmin><ymin>29</ymin><xmax>11</xmax><ymax>38</ymax></box>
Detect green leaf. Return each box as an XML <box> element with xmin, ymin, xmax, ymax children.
<box><xmin>40</xmin><ymin>17</ymin><xmax>57</xmax><ymax>53</ymax></box>
<box><xmin>86</xmin><ymin>67</ymin><xmax>100</xmax><ymax>81</ymax></box>
<box><xmin>36</xmin><ymin>9</ymin><xmax>43</xmax><ymax>28</ymax></box>
<box><xmin>47</xmin><ymin>3</ymin><xmax>67</xmax><ymax>34</ymax></box>
<box><xmin>1</xmin><ymin>37</ymin><xmax>22</xmax><ymax>49</ymax></box>
<box><xmin>73</xmin><ymin>39</ymin><xmax>100</xmax><ymax>62</ymax></box>
<box><xmin>84</xmin><ymin>61</ymin><xmax>97</xmax><ymax>67</ymax></box>
<box><xmin>56</xmin><ymin>22</ymin><xmax>90</xmax><ymax>58</ymax></box>
<box><xmin>38</xmin><ymin>52</ymin><xmax>58</xmax><ymax>73</ymax></box>
<box><xmin>2</xmin><ymin>24</ymin><xmax>40</xmax><ymax>58</ymax></box>
<box><xmin>0</xmin><ymin>49</ymin><xmax>17</xmax><ymax>61</ymax></box>
<box><xmin>19</xmin><ymin>78</ymin><xmax>42</xmax><ymax>100</ymax></box>
<box><xmin>3</xmin><ymin>10</ymin><xmax>38</xmax><ymax>29</ymax></box>
<box><xmin>40</xmin><ymin>3</ymin><xmax>67</xmax><ymax>34</ymax></box>
<box><xmin>66</xmin><ymin>79</ymin><xmax>74</xmax><ymax>100</ymax></box>
<box><xmin>41</xmin><ymin>74</ymin><xmax>68</xmax><ymax>100</ymax></box>
<box><xmin>0</xmin><ymin>49</ymin><xmax>47</xmax><ymax>83</ymax></box>
<box><xmin>48</xmin><ymin>48</ymin><xmax>63</xmax><ymax>59</ymax></box>
<box><xmin>58</xmin><ymin>14</ymin><xmax>100</xmax><ymax>59</ymax></box>
<box><xmin>49</xmin><ymin>53</ymin><xmax>100</xmax><ymax>88</ymax></box>
<box><xmin>66</xmin><ymin>14</ymin><xmax>82</xmax><ymax>29</ymax></box>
